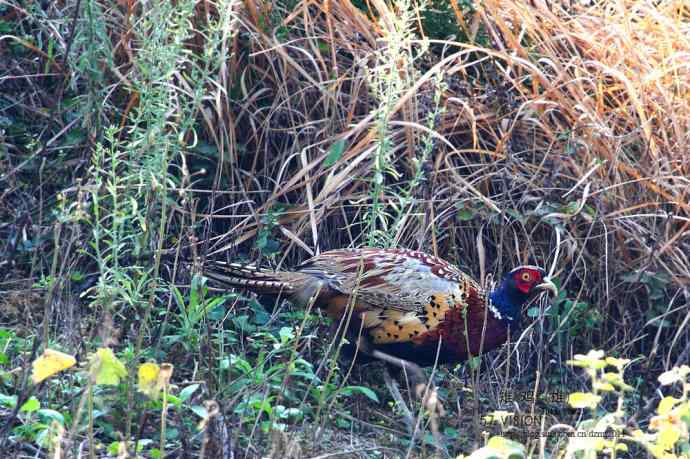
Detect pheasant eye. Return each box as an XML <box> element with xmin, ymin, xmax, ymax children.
<box><xmin>521</xmin><ymin>272</ymin><xmax>531</xmax><ymax>282</ymax></box>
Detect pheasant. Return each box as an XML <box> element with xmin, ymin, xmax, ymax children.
<box><xmin>201</xmin><ymin>248</ymin><xmax>556</xmax><ymax>434</ymax></box>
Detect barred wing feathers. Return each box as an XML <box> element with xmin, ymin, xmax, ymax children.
<box><xmin>296</xmin><ymin>248</ymin><xmax>484</xmax><ymax>345</ymax></box>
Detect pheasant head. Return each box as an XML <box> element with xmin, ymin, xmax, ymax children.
<box><xmin>488</xmin><ymin>266</ymin><xmax>557</xmax><ymax>327</ymax></box>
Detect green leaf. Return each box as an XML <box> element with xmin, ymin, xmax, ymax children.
<box><xmin>228</xmin><ymin>355</ymin><xmax>252</xmax><ymax>374</ymax></box>
<box><xmin>275</xmin><ymin>406</ymin><xmax>302</xmax><ymax>420</ymax></box>
<box><xmin>251</xmin><ymin>398</ymin><xmax>273</xmax><ymax>414</ymax></box>
<box><xmin>456</xmin><ymin>202</ymin><xmax>475</xmax><ymax>221</ymax></box>
<box><xmin>324</xmin><ymin>139</ymin><xmax>345</xmax><ymax>167</ymax></box>
<box><xmin>20</xmin><ymin>396</ymin><xmax>40</xmax><ymax>413</ymax></box>
<box><xmin>232</xmin><ymin>315</ymin><xmax>255</xmax><ymax>333</ymax></box>
<box><xmin>107</xmin><ymin>442</ymin><xmax>120</xmax><ymax>456</ymax></box>
<box><xmin>37</xmin><ymin>409</ymin><xmax>64</xmax><ymax>424</ymax></box>
<box><xmin>0</xmin><ymin>20</ymin><xmax>14</xmax><ymax>34</ymax></box>
<box><xmin>166</xmin><ymin>394</ymin><xmax>182</xmax><ymax>407</ymax></box>
<box><xmin>0</xmin><ymin>393</ymin><xmax>17</xmax><ymax>408</ymax></box>
<box><xmin>342</xmin><ymin>386</ymin><xmax>379</xmax><ymax>403</ymax></box>
<box><xmin>179</xmin><ymin>383</ymin><xmax>200</xmax><ymax>402</ymax></box>
<box><xmin>444</xmin><ymin>427</ymin><xmax>459</xmax><ymax>439</ymax></box>
<box><xmin>191</xmin><ymin>404</ymin><xmax>208</xmax><ymax>418</ymax></box>
<box><xmin>620</xmin><ymin>271</ymin><xmax>642</xmax><ymax>283</ymax></box>
<box><xmin>526</xmin><ymin>307</ymin><xmax>540</xmax><ymax>318</ymax></box>
<box><xmin>468</xmin><ymin>356</ymin><xmax>481</xmax><ymax>370</ymax></box>
<box><xmin>250</xmin><ymin>300</ymin><xmax>271</xmax><ymax>325</ymax></box>
<box><xmin>165</xmin><ymin>427</ymin><xmax>179</xmax><ymax>440</ymax></box>
<box><xmin>457</xmin><ymin>209</ymin><xmax>474</xmax><ymax>220</ymax></box>
<box><xmin>189</xmin><ymin>274</ymin><xmax>202</xmax><ymax>310</ymax></box>
<box><xmin>335</xmin><ymin>417</ymin><xmax>350</xmax><ymax>429</ymax></box>
<box><xmin>260</xmin><ymin>420</ymin><xmax>272</xmax><ymax>433</ymax></box>
<box><xmin>194</xmin><ymin>141</ymin><xmax>219</xmax><ymax>157</ymax></box>
<box><xmin>64</xmin><ymin>128</ymin><xmax>86</xmax><ymax>145</ymax></box>
<box><xmin>505</xmin><ymin>208</ymin><xmax>526</xmax><ymax>224</ymax></box>
<box><xmin>279</xmin><ymin>327</ymin><xmax>295</xmax><ymax>344</ymax></box>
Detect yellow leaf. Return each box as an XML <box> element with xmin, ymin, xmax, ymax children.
<box><xmin>469</xmin><ymin>436</ymin><xmax>526</xmax><ymax>459</ymax></box>
<box><xmin>31</xmin><ymin>349</ymin><xmax>76</xmax><ymax>384</ymax></box>
<box><xmin>593</xmin><ymin>382</ymin><xmax>615</xmax><ymax>392</ymax></box>
<box><xmin>602</xmin><ymin>372</ymin><xmax>633</xmax><ymax>390</ymax></box>
<box><xmin>137</xmin><ymin>362</ymin><xmax>161</xmax><ymax>399</ymax></box>
<box><xmin>89</xmin><ymin>348</ymin><xmax>127</xmax><ymax>386</ymax></box>
<box><xmin>568</xmin><ymin>350</ymin><xmax>606</xmax><ymax>369</ymax></box>
<box><xmin>605</xmin><ymin>357</ymin><xmax>630</xmax><ymax>368</ymax></box>
<box><xmin>568</xmin><ymin>392</ymin><xmax>601</xmax><ymax>409</ymax></box>
<box><xmin>657</xmin><ymin>396</ymin><xmax>679</xmax><ymax>415</ymax></box>
<box><xmin>657</xmin><ymin>425</ymin><xmax>680</xmax><ymax>450</ymax></box>
<box><xmin>136</xmin><ymin>362</ymin><xmax>174</xmax><ymax>400</ymax></box>
<box><xmin>647</xmin><ymin>444</ymin><xmax>666</xmax><ymax>458</ymax></box>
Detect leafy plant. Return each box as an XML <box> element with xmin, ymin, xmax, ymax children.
<box><xmin>361</xmin><ymin>0</ymin><xmax>446</xmax><ymax>248</ymax></box>
<box><xmin>256</xmin><ymin>205</ymin><xmax>285</xmax><ymax>258</ymax></box>
<box><xmin>621</xmin><ymin>270</ymin><xmax>674</xmax><ymax>327</ymax></box>
<box><xmin>467</xmin><ymin>351</ymin><xmax>690</xmax><ymax>458</ymax></box>
<box><xmin>166</xmin><ymin>275</ymin><xmax>230</xmax><ymax>352</ymax></box>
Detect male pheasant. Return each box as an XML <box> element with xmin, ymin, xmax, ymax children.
<box><xmin>201</xmin><ymin>248</ymin><xmax>556</xmax><ymax>403</ymax></box>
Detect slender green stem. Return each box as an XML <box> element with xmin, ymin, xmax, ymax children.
<box><xmin>88</xmin><ymin>382</ymin><xmax>95</xmax><ymax>459</ymax></box>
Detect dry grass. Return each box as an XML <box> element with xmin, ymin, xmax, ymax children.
<box><xmin>191</xmin><ymin>0</ymin><xmax>689</xmax><ymax>451</ymax></box>
<box><xmin>178</xmin><ymin>1</ymin><xmax>689</xmax><ymax>453</ymax></box>
<box><xmin>194</xmin><ymin>0</ymin><xmax>689</xmax><ymax>351</ymax></box>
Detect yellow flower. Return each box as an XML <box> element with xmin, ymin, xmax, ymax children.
<box><xmin>31</xmin><ymin>349</ymin><xmax>76</xmax><ymax>384</ymax></box>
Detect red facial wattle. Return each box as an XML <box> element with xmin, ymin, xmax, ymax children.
<box><xmin>516</xmin><ymin>282</ymin><xmax>531</xmax><ymax>294</ymax></box>
<box><xmin>513</xmin><ymin>268</ymin><xmax>543</xmax><ymax>294</ymax></box>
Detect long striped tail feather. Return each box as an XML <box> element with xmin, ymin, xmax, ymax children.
<box><xmin>201</xmin><ymin>260</ymin><xmax>302</xmax><ymax>295</ymax></box>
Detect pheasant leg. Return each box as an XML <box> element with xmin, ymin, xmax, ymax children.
<box><xmin>355</xmin><ymin>337</ymin><xmax>446</xmax><ymax>452</ymax></box>
<box><xmin>382</xmin><ymin>366</ymin><xmax>415</xmax><ymax>432</ymax></box>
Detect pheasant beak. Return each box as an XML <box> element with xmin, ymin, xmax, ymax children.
<box><xmin>536</xmin><ymin>277</ymin><xmax>558</xmax><ymax>297</ymax></box>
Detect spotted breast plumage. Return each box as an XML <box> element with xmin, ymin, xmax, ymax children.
<box><xmin>201</xmin><ymin>248</ymin><xmax>557</xmax><ymax>367</ymax></box>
